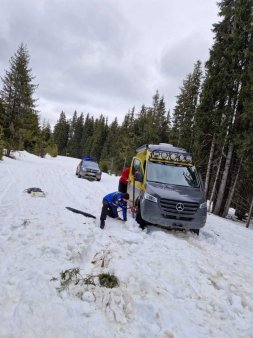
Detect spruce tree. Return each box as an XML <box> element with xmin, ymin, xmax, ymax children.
<box><xmin>119</xmin><ymin>107</ymin><xmax>137</xmax><ymax>167</ymax></box>
<box><xmin>35</xmin><ymin>121</ymin><xmax>55</xmax><ymax>158</ymax></box>
<box><xmin>0</xmin><ymin>43</ymin><xmax>39</xmax><ymax>155</ymax></box>
<box><xmin>152</xmin><ymin>91</ymin><xmax>170</xmax><ymax>143</ymax></box>
<box><xmin>172</xmin><ymin>61</ymin><xmax>202</xmax><ymax>151</ymax></box>
<box><xmin>134</xmin><ymin>104</ymin><xmax>149</xmax><ymax>144</ymax></box>
<box><xmin>88</xmin><ymin>115</ymin><xmax>108</xmax><ymax>161</ymax></box>
<box><xmin>0</xmin><ymin>124</ymin><xmax>3</xmax><ymax>159</ymax></box>
<box><xmin>67</xmin><ymin>111</ymin><xmax>77</xmax><ymax>156</ymax></box>
<box><xmin>53</xmin><ymin>111</ymin><xmax>69</xmax><ymax>155</ymax></box>
<box><xmin>100</xmin><ymin>118</ymin><xmax>120</xmax><ymax>172</ymax></box>
<box><xmin>81</xmin><ymin>114</ymin><xmax>95</xmax><ymax>156</ymax></box>
<box><xmin>134</xmin><ymin>91</ymin><xmax>170</xmax><ymax>146</ymax></box>
<box><xmin>67</xmin><ymin>112</ymin><xmax>84</xmax><ymax>158</ymax></box>
<box><xmin>0</xmin><ymin>99</ymin><xmax>4</xmax><ymax>158</ymax></box>
<box><xmin>195</xmin><ymin>0</ymin><xmax>253</xmax><ymax>216</ymax></box>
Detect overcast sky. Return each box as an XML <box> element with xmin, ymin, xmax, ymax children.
<box><xmin>0</xmin><ymin>0</ymin><xmax>219</xmax><ymax>126</ymax></box>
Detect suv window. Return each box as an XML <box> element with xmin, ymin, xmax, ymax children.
<box><xmin>82</xmin><ymin>161</ymin><xmax>100</xmax><ymax>169</ymax></box>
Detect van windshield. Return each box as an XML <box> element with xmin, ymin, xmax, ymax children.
<box><xmin>147</xmin><ymin>161</ymin><xmax>199</xmax><ymax>188</ymax></box>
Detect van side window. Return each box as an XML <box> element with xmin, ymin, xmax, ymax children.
<box><xmin>132</xmin><ymin>159</ymin><xmax>142</xmax><ymax>175</ymax></box>
<box><xmin>132</xmin><ymin>159</ymin><xmax>143</xmax><ymax>182</ymax></box>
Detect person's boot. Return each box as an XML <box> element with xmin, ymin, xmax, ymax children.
<box><xmin>100</xmin><ymin>220</ymin><xmax>105</xmax><ymax>229</ymax></box>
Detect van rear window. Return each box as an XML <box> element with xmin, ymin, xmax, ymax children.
<box><xmin>147</xmin><ymin>162</ymin><xmax>199</xmax><ymax>188</ymax></box>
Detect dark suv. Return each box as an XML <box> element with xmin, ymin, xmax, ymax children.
<box><xmin>76</xmin><ymin>157</ymin><xmax>102</xmax><ymax>181</ymax></box>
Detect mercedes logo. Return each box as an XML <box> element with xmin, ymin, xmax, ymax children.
<box><xmin>176</xmin><ymin>203</ymin><xmax>184</xmax><ymax>212</ymax></box>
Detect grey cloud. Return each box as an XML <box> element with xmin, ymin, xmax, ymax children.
<box><xmin>0</xmin><ymin>0</ymin><xmax>218</xmax><ymax>125</ymax></box>
<box><xmin>160</xmin><ymin>34</ymin><xmax>211</xmax><ymax>81</ymax></box>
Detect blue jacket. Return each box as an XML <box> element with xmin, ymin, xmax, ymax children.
<box><xmin>103</xmin><ymin>192</ymin><xmax>128</xmax><ymax>221</ymax></box>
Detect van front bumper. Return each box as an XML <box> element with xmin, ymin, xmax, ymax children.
<box><xmin>140</xmin><ymin>199</ymin><xmax>207</xmax><ymax>230</ymax></box>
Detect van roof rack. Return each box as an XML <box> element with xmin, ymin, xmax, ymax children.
<box><xmin>135</xmin><ymin>143</ymin><xmax>188</xmax><ymax>154</ymax></box>
<box><xmin>135</xmin><ymin>144</ymin><xmax>149</xmax><ymax>153</ymax></box>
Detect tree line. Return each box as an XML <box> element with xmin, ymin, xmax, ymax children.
<box><xmin>0</xmin><ymin>0</ymin><xmax>252</xmax><ymax>223</ymax></box>
<box><xmin>53</xmin><ymin>91</ymin><xmax>170</xmax><ymax>172</ymax></box>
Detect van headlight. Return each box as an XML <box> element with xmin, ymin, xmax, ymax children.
<box><xmin>199</xmin><ymin>202</ymin><xmax>207</xmax><ymax>209</ymax></box>
<box><xmin>144</xmin><ymin>192</ymin><xmax>157</xmax><ymax>203</ymax></box>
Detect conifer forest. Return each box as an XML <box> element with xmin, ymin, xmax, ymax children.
<box><xmin>1</xmin><ymin>0</ymin><xmax>253</xmax><ymax>222</ymax></box>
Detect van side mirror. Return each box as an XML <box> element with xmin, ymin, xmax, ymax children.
<box><xmin>135</xmin><ymin>172</ymin><xmax>143</xmax><ymax>183</ymax></box>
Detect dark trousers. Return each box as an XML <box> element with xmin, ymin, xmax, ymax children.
<box><xmin>118</xmin><ymin>181</ymin><xmax>127</xmax><ymax>193</ymax></box>
<box><xmin>100</xmin><ymin>199</ymin><xmax>115</xmax><ymax>221</ymax></box>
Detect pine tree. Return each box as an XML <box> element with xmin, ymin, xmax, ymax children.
<box><xmin>0</xmin><ymin>99</ymin><xmax>4</xmax><ymax>158</ymax></box>
<box><xmin>152</xmin><ymin>91</ymin><xmax>170</xmax><ymax>143</ymax></box>
<box><xmin>133</xmin><ymin>91</ymin><xmax>170</xmax><ymax>146</ymax></box>
<box><xmin>34</xmin><ymin>121</ymin><xmax>54</xmax><ymax>158</ymax></box>
<box><xmin>195</xmin><ymin>0</ymin><xmax>253</xmax><ymax>216</ymax></box>
<box><xmin>67</xmin><ymin>111</ymin><xmax>77</xmax><ymax>156</ymax></box>
<box><xmin>172</xmin><ymin>61</ymin><xmax>202</xmax><ymax>151</ymax></box>
<box><xmin>53</xmin><ymin>111</ymin><xmax>69</xmax><ymax>155</ymax></box>
<box><xmin>0</xmin><ymin>98</ymin><xmax>3</xmax><ymax>126</ymax></box>
<box><xmin>101</xmin><ymin>118</ymin><xmax>120</xmax><ymax>172</ymax></box>
<box><xmin>67</xmin><ymin>112</ymin><xmax>84</xmax><ymax>158</ymax></box>
<box><xmin>81</xmin><ymin>114</ymin><xmax>95</xmax><ymax>156</ymax></box>
<box><xmin>119</xmin><ymin>107</ymin><xmax>137</xmax><ymax>167</ymax></box>
<box><xmin>0</xmin><ymin>43</ymin><xmax>39</xmax><ymax>155</ymax></box>
<box><xmin>0</xmin><ymin>124</ymin><xmax>4</xmax><ymax>159</ymax></box>
<box><xmin>89</xmin><ymin>115</ymin><xmax>108</xmax><ymax>161</ymax></box>
<box><xmin>134</xmin><ymin>104</ymin><xmax>149</xmax><ymax>144</ymax></box>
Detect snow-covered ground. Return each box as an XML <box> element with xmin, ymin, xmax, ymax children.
<box><xmin>0</xmin><ymin>151</ymin><xmax>253</xmax><ymax>338</ymax></box>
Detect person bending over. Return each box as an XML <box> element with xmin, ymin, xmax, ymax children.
<box><xmin>118</xmin><ymin>167</ymin><xmax>130</xmax><ymax>193</ymax></box>
<box><xmin>100</xmin><ymin>192</ymin><xmax>129</xmax><ymax>229</ymax></box>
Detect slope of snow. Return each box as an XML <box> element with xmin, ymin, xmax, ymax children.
<box><xmin>0</xmin><ymin>151</ymin><xmax>253</xmax><ymax>338</ymax></box>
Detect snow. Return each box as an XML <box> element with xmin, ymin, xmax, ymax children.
<box><xmin>0</xmin><ymin>151</ymin><xmax>253</xmax><ymax>338</ymax></box>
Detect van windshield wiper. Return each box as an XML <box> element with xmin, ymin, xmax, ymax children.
<box><xmin>147</xmin><ymin>180</ymin><xmax>164</xmax><ymax>184</ymax></box>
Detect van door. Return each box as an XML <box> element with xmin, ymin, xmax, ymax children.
<box><xmin>128</xmin><ymin>157</ymin><xmax>144</xmax><ymax>206</ymax></box>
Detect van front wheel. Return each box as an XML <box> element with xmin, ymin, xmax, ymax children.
<box><xmin>136</xmin><ymin>207</ymin><xmax>146</xmax><ymax>230</ymax></box>
<box><xmin>190</xmin><ymin>229</ymin><xmax>199</xmax><ymax>236</ymax></box>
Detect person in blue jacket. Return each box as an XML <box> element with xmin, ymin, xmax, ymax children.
<box><xmin>100</xmin><ymin>192</ymin><xmax>129</xmax><ymax>229</ymax></box>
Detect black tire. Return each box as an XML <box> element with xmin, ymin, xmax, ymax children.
<box><xmin>97</xmin><ymin>178</ymin><xmax>101</xmax><ymax>181</ymax></box>
<box><xmin>190</xmin><ymin>229</ymin><xmax>200</xmax><ymax>236</ymax></box>
<box><xmin>136</xmin><ymin>207</ymin><xmax>146</xmax><ymax>230</ymax></box>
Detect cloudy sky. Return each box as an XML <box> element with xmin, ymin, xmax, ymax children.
<box><xmin>0</xmin><ymin>0</ymin><xmax>219</xmax><ymax>126</ymax></box>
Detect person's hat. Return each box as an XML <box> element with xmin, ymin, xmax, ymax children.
<box><xmin>122</xmin><ymin>192</ymin><xmax>129</xmax><ymax>200</ymax></box>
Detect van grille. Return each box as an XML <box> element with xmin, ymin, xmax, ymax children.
<box><xmin>160</xmin><ymin>199</ymin><xmax>199</xmax><ymax>216</ymax></box>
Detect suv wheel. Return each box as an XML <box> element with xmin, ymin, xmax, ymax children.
<box><xmin>190</xmin><ymin>229</ymin><xmax>199</xmax><ymax>236</ymax></box>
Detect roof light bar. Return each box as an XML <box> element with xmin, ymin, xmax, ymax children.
<box><xmin>83</xmin><ymin>157</ymin><xmax>97</xmax><ymax>162</ymax></box>
<box><xmin>150</xmin><ymin>150</ymin><xmax>192</xmax><ymax>164</ymax></box>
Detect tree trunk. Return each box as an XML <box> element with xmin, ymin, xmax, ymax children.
<box><xmin>205</xmin><ymin>134</ymin><xmax>215</xmax><ymax>195</ymax></box>
<box><xmin>222</xmin><ymin>157</ymin><xmax>243</xmax><ymax>217</ymax></box>
<box><xmin>214</xmin><ymin>79</ymin><xmax>241</xmax><ymax>216</ymax></box>
<box><xmin>208</xmin><ymin>141</ymin><xmax>226</xmax><ymax>213</ymax></box>
<box><xmin>246</xmin><ymin>197</ymin><xmax>253</xmax><ymax>228</ymax></box>
<box><xmin>213</xmin><ymin>143</ymin><xmax>234</xmax><ymax>215</ymax></box>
